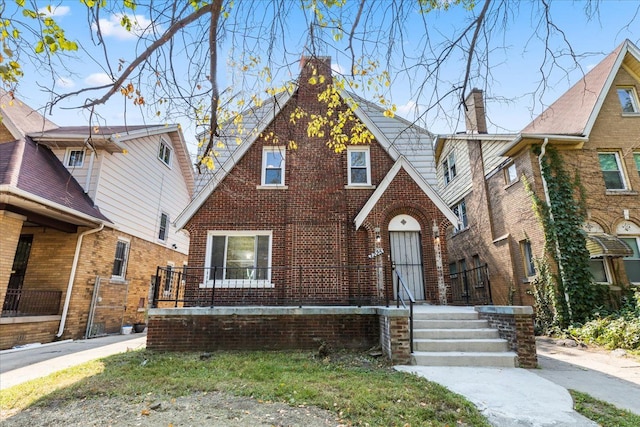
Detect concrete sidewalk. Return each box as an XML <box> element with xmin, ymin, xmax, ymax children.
<box><xmin>0</xmin><ymin>333</ymin><xmax>146</xmax><ymax>390</ymax></box>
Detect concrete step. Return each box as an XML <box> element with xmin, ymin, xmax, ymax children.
<box><xmin>412</xmin><ymin>351</ymin><xmax>517</xmax><ymax>368</ymax></box>
<box><xmin>413</xmin><ymin>319</ymin><xmax>490</xmax><ymax>329</ymax></box>
<box><xmin>413</xmin><ymin>328</ymin><xmax>500</xmax><ymax>340</ymax></box>
<box><xmin>413</xmin><ymin>338</ymin><xmax>510</xmax><ymax>353</ymax></box>
<box><xmin>413</xmin><ymin>311</ymin><xmax>479</xmax><ymax>321</ymax></box>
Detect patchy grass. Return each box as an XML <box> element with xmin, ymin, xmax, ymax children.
<box><xmin>1</xmin><ymin>350</ymin><xmax>490</xmax><ymax>426</ymax></box>
<box><xmin>570</xmin><ymin>390</ymin><xmax>640</xmax><ymax>427</ymax></box>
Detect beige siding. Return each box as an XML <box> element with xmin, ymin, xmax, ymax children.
<box><xmin>481</xmin><ymin>140</ymin><xmax>510</xmax><ymax>176</ymax></box>
<box><xmin>93</xmin><ymin>133</ymin><xmax>190</xmax><ymax>254</ymax></box>
<box><xmin>52</xmin><ymin>147</ymin><xmax>101</xmax><ymax>198</ymax></box>
<box><xmin>437</xmin><ymin>141</ymin><xmax>473</xmax><ymax>205</ymax></box>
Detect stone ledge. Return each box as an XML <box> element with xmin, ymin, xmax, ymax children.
<box><xmin>475</xmin><ymin>305</ymin><xmax>533</xmax><ymax>315</ymax></box>
<box><xmin>149</xmin><ymin>306</ymin><xmax>380</xmax><ymax>317</ymax></box>
<box><xmin>0</xmin><ymin>315</ymin><xmax>61</xmax><ymax>324</ymax></box>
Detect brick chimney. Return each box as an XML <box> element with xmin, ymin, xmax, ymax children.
<box><xmin>298</xmin><ymin>56</ymin><xmax>332</xmax><ymax>103</ymax></box>
<box><xmin>464</xmin><ymin>88</ymin><xmax>488</xmax><ymax>134</ymax></box>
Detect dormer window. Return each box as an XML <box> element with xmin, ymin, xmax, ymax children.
<box><xmin>158</xmin><ymin>138</ymin><xmax>172</xmax><ymax>167</ymax></box>
<box><xmin>347</xmin><ymin>146</ymin><xmax>371</xmax><ymax>185</ymax></box>
<box><xmin>443</xmin><ymin>151</ymin><xmax>457</xmax><ymax>185</ymax></box>
<box><xmin>617</xmin><ymin>87</ymin><xmax>639</xmax><ymax>113</ymax></box>
<box><xmin>262</xmin><ymin>147</ymin><xmax>285</xmax><ymax>185</ymax></box>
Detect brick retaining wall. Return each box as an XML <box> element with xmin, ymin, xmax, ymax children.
<box><xmin>475</xmin><ymin>306</ymin><xmax>538</xmax><ymax>368</ymax></box>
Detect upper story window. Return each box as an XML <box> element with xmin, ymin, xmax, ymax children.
<box><xmin>111</xmin><ymin>239</ymin><xmax>130</xmax><ymax>280</ymax></box>
<box><xmin>262</xmin><ymin>147</ymin><xmax>286</xmax><ymax>186</ymax></box>
<box><xmin>505</xmin><ymin>162</ymin><xmax>517</xmax><ymax>185</ymax></box>
<box><xmin>443</xmin><ymin>151</ymin><xmax>457</xmax><ymax>185</ymax></box>
<box><xmin>452</xmin><ymin>199</ymin><xmax>468</xmax><ymax>232</ymax></box>
<box><xmin>66</xmin><ymin>149</ymin><xmax>85</xmax><ymax>167</ymax></box>
<box><xmin>634</xmin><ymin>152</ymin><xmax>640</xmax><ymax>178</ymax></box>
<box><xmin>158</xmin><ymin>138</ymin><xmax>172</xmax><ymax>167</ymax></box>
<box><xmin>158</xmin><ymin>212</ymin><xmax>169</xmax><ymax>242</ymax></box>
<box><xmin>347</xmin><ymin>146</ymin><xmax>371</xmax><ymax>186</ymax></box>
<box><xmin>598</xmin><ymin>152</ymin><xmax>627</xmax><ymax>190</ymax></box>
<box><xmin>521</xmin><ymin>240</ymin><xmax>536</xmax><ymax>278</ymax></box>
<box><xmin>204</xmin><ymin>231</ymin><xmax>272</xmax><ymax>287</ymax></box>
<box><xmin>617</xmin><ymin>87</ymin><xmax>639</xmax><ymax>113</ymax></box>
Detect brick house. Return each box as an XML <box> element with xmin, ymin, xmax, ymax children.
<box><xmin>436</xmin><ymin>40</ymin><xmax>640</xmax><ymax>305</ymax></box>
<box><xmin>172</xmin><ymin>57</ymin><xmax>458</xmax><ymax>308</ymax></box>
<box><xmin>0</xmin><ymin>92</ymin><xmax>193</xmax><ymax>349</ymax></box>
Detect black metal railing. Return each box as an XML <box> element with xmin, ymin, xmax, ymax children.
<box><xmin>152</xmin><ymin>265</ymin><xmax>387</xmax><ymax>308</ymax></box>
<box><xmin>391</xmin><ymin>264</ymin><xmax>415</xmax><ymax>353</ymax></box>
<box><xmin>1</xmin><ymin>289</ymin><xmax>62</xmax><ymax>317</ymax></box>
<box><xmin>449</xmin><ymin>263</ymin><xmax>492</xmax><ymax>305</ymax></box>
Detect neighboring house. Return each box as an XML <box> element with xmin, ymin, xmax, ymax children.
<box><xmin>0</xmin><ymin>92</ymin><xmax>194</xmax><ymax>349</ymax></box>
<box><xmin>172</xmin><ymin>56</ymin><xmax>458</xmax><ymax>307</ymax></box>
<box><xmin>436</xmin><ymin>40</ymin><xmax>640</xmax><ymax>305</ymax></box>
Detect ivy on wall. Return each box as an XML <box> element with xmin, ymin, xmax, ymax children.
<box><xmin>525</xmin><ymin>145</ymin><xmax>600</xmax><ymax>327</ymax></box>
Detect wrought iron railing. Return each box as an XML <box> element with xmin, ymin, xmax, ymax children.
<box><xmin>391</xmin><ymin>264</ymin><xmax>415</xmax><ymax>353</ymax></box>
<box><xmin>449</xmin><ymin>263</ymin><xmax>492</xmax><ymax>305</ymax></box>
<box><xmin>152</xmin><ymin>265</ymin><xmax>387</xmax><ymax>308</ymax></box>
<box><xmin>1</xmin><ymin>289</ymin><xmax>62</xmax><ymax>317</ymax></box>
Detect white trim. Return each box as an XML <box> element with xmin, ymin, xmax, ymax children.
<box><xmin>616</xmin><ymin>86</ymin><xmax>640</xmax><ymax>113</ymax></box>
<box><xmin>598</xmin><ymin>151</ymin><xmax>628</xmax><ymax>190</ymax></box>
<box><xmin>158</xmin><ymin>137</ymin><xmax>173</xmax><ymax>168</ymax></box>
<box><xmin>347</xmin><ymin>146</ymin><xmax>371</xmax><ymax>186</ymax></box>
<box><xmin>354</xmin><ymin>156</ymin><xmax>459</xmax><ymax>230</ymax></box>
<box><xmin>261</xmin><ymin>146</ymin><xmax>286</xmax><ymax>186</ymax></box>
<box><xmin>111</xmin><ymin>237</ymin><xmax>131</xmax><ymax>281</ymax></box>
<box><xmin>158</xmin><ymin>211</ymin><xmax>170</xmax><ymax>242</ymax></box>
<box><xmin>388</xmin><ymin>214</ymin><xmax>421</xmax><ymax>231</ymax></box>
<box><xmin>65</xmin><ymin>148</ymin><xmax>85</xmax><ymax>168</ymax></box>
<box><xmin>589</xmin><ymin>257</ymin><xmax>612</xmax><ymax>284</ymax></box>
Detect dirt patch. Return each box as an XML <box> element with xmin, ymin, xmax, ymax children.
<box><xmin>3</xmin><ymin>392</ymin><xmax>344</xmax><ymax>426</ymax></box>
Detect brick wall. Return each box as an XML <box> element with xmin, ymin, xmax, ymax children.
<box><xmin>0</xmin><ymin>317</ymin><xmax>61</xmax><ymax>349</ymax></box>
<box><xmin>185</xmin><ymin>58</ymin><xmax>451</xmax><ymax>305</ymax></box>
<box><xmin>378</xmin><ymin>308</ymin><xmax>411</xmax><ymax>364</ymax></box>
<box><xmin>475</xmin><ymin>306</ymin><xmax>537</xmax><ymax>368</ymax></box>
<box><xmin>0</xmin><ymin>211</ymin><xmax>26</xmax><ymax>307</ymax></box>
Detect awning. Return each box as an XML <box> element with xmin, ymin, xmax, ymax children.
<box><xmin>585</xmin><ymin>233</ymin><xmax>633</xmax><ymax>258</ymax></box>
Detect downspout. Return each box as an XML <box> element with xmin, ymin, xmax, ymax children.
<box><xmin>56</xmin><ymin>222</ymin><xmax>105</xmax><ymax>338</ymax></box>
<box><xmin>538</xmin><ymin>138</ymin><xmax>573</xmax><ymax>320</ymax></box>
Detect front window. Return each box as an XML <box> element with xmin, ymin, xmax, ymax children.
<box><xmin>598</xmin><ymin>152</ymin><xmax>626</xmax><ymax>190</ymax></box>
<box><xmin>505</xmin><ymin>163</ymin><xmax>517</xmax><ymax>184</ymax></box>
<box><xmin>262</xmin><ymin>147</ymin><xmax>286</xmax><ymax>185</ymax></box>
<box><xmin>521</xmin><ymin>240</ymin><xmax>536</xmax><ymax>277</ymax></box>
<box><xmin>158</xmin><ymin>138</ymin><xmax>172</xmax><ymax>166</ymax></box>
<box><xmin>205</xmin><ymin>231</ymin><xmax>271</xmax><ymax>286</ymax></box>
<box><xmin>347</xmin><ymin>146</ymin><xmax>371</xmax><ymax>185</ymax></box>
<box><xmin>112</xmin><ymin>239</ymin><xmax>130</xmax><ymax>280</ymax></box>
<box><xmin>589</xmin><ymin>258</ymin><xmax>610</xmax><ymax>283</ymax></box>
<box><xmin>622</xmin><ymin>237</ymin><xmax>640</xmax><ymax>283</ymax></box>
<box><xmin>158</xmin><ymin>212</ymin><xmax>169</xmax><ymax>242</ymax></box>
<box><xmin>66</xmin><ymin>149</ymin><xmax>85</xmax><ymax>167</ymax></box>
<box><xmin>443</xmin><ymin>152</ymin><xmax>457</xmax><ymax>185</ymax></box>
<box><xmin>452</xmin><ymin>199</ymin><xmax>468</xmax><ymax>232</ymax></box>
<box><xmin>617</xmin><ymin>87</ymin><xmax>639</xmax><ymax>113</ymax></box>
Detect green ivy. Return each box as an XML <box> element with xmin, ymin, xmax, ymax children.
<box><xmin>525</xmin><ymin>146</ymin><xmax>599</xmax><ymax>327</ymax></box>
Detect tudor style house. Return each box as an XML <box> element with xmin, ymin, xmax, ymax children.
<box><xmin>172</xmin><ymin>57</ymin><xmax>458</xmax><ymax>308</ymax></box>
<box><xmin>436</xmin><ymin>40</ymin><xmax>640</xmax><ymax>305</ymax></box>
<box><xmin>0</xmin><ymin>92</ymin><xmax>193</xmax><ymax>349</ymax></box>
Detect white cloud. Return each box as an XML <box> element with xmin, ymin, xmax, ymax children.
<box><xmin>38</xmin><ymin>5</ymin><xmax>70</xmax><ymax>17</ymax></box>
<box><xmin>331</xmin><ymin>63</ymin><xmax>347</xmax><ymax>76</ymax></box>
<box><xmin>56</xmin><ymin>77</ymin><xmax>75</xmax><ymax>88</ymax></box>
<box><xmin>94</xmin><ymin>14</ymin><xmax>157</xmax><ymax>40</ymax></box>
<box><xmin>396</xmin><ymin>100</ymin><xmax>418</xmax><ymax>119</ymax></box>
<box><xmin>85</xmin><ymin>73</ymin><xmax>113</xmax><ymax>86</ymax></box>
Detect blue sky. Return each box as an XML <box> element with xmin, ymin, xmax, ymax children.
<box><xmin>8</xmin><ymin>1</ymin><xmax>640</xmax><ymax>155</ymax></box>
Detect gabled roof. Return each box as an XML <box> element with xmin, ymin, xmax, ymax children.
<box><xmin>176</xmin><ymin>86</ymin><xmax>441</xmax><ymax>229</ymax></box>
<box><xmin>502</xmin><ymin>40</ymin><xmax>640</xmax><ymax>156</ymax></box>
<box><xmin>354</xmin><ymin>156</ymin><xmax>458</xmax><ymax>230</ymax></box>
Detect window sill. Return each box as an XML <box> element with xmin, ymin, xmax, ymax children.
<box><xmin>605</xmin><ymin>190</ymin><xmax>638</xmax><ymax>196</ymax></box>
<box><xmin>109</xmin><ymin>278</ymin><xmax>129</xmax><ymax>285</ymax></box>
<box><xmin>199</xmin><ymin>281</ymin><xmax>275</xmax><ymax>289</ymax></box>
<box><xmin>452</xmin><ymin>226</ymin><xmax>470</xmax><ymax>236</ymax></box>
<box><xmin>256</xmin><ymin>185</ymin><xmax>288</xmax><ymax>190</ymax></box>
<box><xmin>621</xmin><ymin>112</ymin><xmax>640</xmax><ymax>117</ymax></box>
<box><xmin>344</xmin><ymin>184</ymin><xmax>376</xmax><ymax>189</ymax></box>
<box><xmin>504</xmin><ymin>179</ymin><xmax>520</xmax><ymax>190</ymax></box>
<box><xmin>522</xmin><ymin>276</ymin><xmax>536</xmax><ymax>284</ymax></box>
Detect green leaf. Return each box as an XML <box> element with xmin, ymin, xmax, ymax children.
<box><xmin>21</xmin><ymin>9</ymin><xmax>37</xmax><ymax>19</ymax></box>
<box><xmin>15</xmin><ymin>0</ymin><xmax>26</xmax><ymax>7</ymax></box>
<box><xmin>34</xmin><ymin>40</ymin><xmax>44</xmax><ymax>54</ymax></box>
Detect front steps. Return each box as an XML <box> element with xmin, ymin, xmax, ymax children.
<box><xmin>411</xmin><ymin>308</ymin><xmax>517</xmax><ymax>367</ymax></box>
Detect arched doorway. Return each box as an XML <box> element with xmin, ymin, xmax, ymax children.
<box><xmin>388</xmin><ymin>214</ymin><xmax>425</xmax><ymax>300</ymax></box>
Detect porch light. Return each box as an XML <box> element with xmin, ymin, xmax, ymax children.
<box><xmin>374</xmin><ymin>227</ymin><xmax>381</xmax><ymax>243</ymax></box>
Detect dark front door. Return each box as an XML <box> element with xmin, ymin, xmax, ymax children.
<box><xmin>4</xmin><ymin>234</ymin><xmax>33</xmax><ymax>313</ymax></box>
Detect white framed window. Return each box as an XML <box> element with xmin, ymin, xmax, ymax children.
<box><xmin>443</xmin><ymin>151</ymin><xmax>457</xmax><ymax>185</ymax></box>
<box><xmin>66</xmin><ymin>149</ymin><xmax>85</xmax><ymax>167</ymax></box>
<box><xmin>158</xmin><ymin>138</ymin><xmax>172</xmax><ymax>167</ymax></box>
<box><xmin>158</xmin><ymin>212</ymin><xmax>169</xmax><ymax>242</ymax></box>
<box><xmin>617</xmin><ymin>87</ymin><xmax>639</xmax><ymax>113</ymax></box>
<box><xmin>505</xmin><ymin>162</ymin><xmax>517</xmax><ymax>185</ymax></box>
<box><xmin>598</xmin><ymin>152</ymin><xmax>627</xmax><ymax>190</ymax></box>
<box><xmin>622</xmin><ymin>237</ymin><xmax>640</xmax><ymax>284</ymax></box>
<box><xmin>203</xmin><ymin>231</ymin><xmax>272</xmax><ymax>287</ymax></box>
<box><xmin>262</xmin><ymin>147</ymin><xmax>286</xmax><ymax>185</ymax></box>
<box><xmin>521</xmin><ymin>240</ymin><xmax>536</xmax><ymax>277</ymax></box>
<box><xmin>111</xmin><ymin>239</ymin><xmax>130</xmax><ymax>280</ymax></box>
<box><xmin>452</xmin><ymin>199</ymin><xmax>468</xmax><ymax>232</ymax></box>
<box><xmin>589</xmin><ymin>257</ymin><xmax>611</xmax><ymax>284</ymax></box>
<box><xmin>347</xmin><ymin>146</ymin><xmax>371</xmax><ymax>185</ymax></box>
<box><xmin>634</xmin><ymin>153</ymin><xmax>640</xmax><ymax>178</ymax></box>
